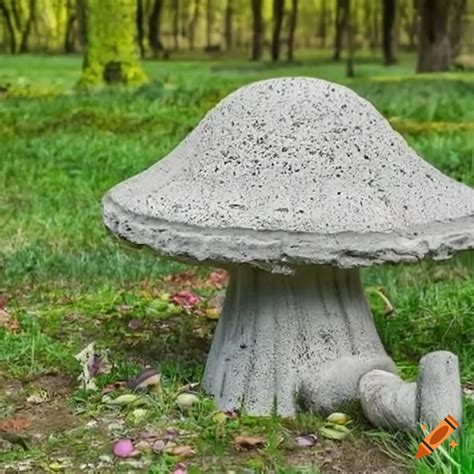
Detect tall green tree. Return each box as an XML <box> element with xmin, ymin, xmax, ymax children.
<box><xmin>417</xmin><ymin>0</ymin><xmax>466</xmax><ymax>72</ymax></box>
<box><xmin>271</xmin><ymin>0</ymin><xmax>285</xmax><ymax>61</ymax></box>
<box><xmin>80</xmin><ymin>0</ymin><xmax>148</xmax><ymax>86</ymax></box>
<box><xmin>287</xmin><ymin>0</ymin><xmax>298</xmax><ymax>61</ymax></box>
<box><xmin>382</xmin><ymin>0</ymin><xmax>397</xmax><ymax>64</ymax></box>
<box><xmin>251</xmin><ymin>0</ymin><xmax>263</xmax><ymax>60</ymax></box>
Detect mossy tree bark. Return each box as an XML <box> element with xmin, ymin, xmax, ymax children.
<box><xmin>80</xmin><ymin>0</ymin><xmax>148</xmax><ymax>86</ymax></box>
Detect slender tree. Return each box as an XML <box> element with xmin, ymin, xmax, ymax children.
<box><xmin>251</xmin><ymin>0</ymin><xmax>263</xmax><ymax>60</ymax></box>
<box><xmin>346</xmin><ymin>0</ymin><xmax>355</xmax><ymax>76</ymax></box>
<box><xmin>173</xmin><ymin>0</ymin><xmax>180</xmax><ymax>51</ymax></box>
<box><xmin>19</xmin><ymin>0</ymin><xmax>36</xmax><ymax>53</ymax></box>
<box><xmin>224</xmin><ymin>0</ymin><xmax>233</xmax><ymax>51</ymax></box>
<box><xmin>80</xmin><ymin>0</ymin><xmax>148</xmax><ymax>86</ymax></box>
<box><xmin>417</xmin><ymin>0</ymin><xmax>466</xmax><ymax>72</ymax></box>
<box><xmin>206</xmin><ymin>0</ymin><xmax>214</xmax><ymax>50</ymax></box>
<box><xmin>0</xmin><ymin>0</ymin><xmax>17</xmax><ymax>53</ymax></box>
<box><xmin>287</xmin><ymin>0</ymin><xmax>298</xmax><ymax>61</ymax></box>
<box><xmin>189</xmin><ymin>0</ymin><xmax>200</xmax><ymax>50</ymax></box>
<box><xmin>382</xmin><ymin>0</ymin><xmax>397</xmax><ymax>64</ymax></box>
<box><xmin>64</xmin><ymin>0</ymin><xmax>77</xmax><ymax>53</ymax></box>
<box><xmin>76</xmin><ymin>0</ymin><xmax>87</xmax><ymax>51</ymax></box>
<box><xmin>334</xmin><ymin>0</ymin><xmax>349</xmax><ymax>61</ymax></box>
<box><xmin>271</xmin><ymin>0</ymin><xmax>285</xmax><ymax>61</ymax></box>
<box><xmin>318</xmin><ymin>0</ymin><xmax>328</xmax><ymax>48</ymax></box>
<box><xmin>148</xmin><ymin>0</ymin><xmax>163</xmax><ymax>57</ymax></box>
<box><xmin>137</xmin><ymin>0</ymin><xmax>145</xmax><ymax>57</ymax></box>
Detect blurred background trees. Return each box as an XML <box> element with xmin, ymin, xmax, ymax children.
<box><xmin>0</xmin><ymin>0</ymin><xmax>473</xmax><ymax>83</ymax></box>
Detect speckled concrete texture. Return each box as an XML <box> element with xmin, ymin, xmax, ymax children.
<box><xmin>360</xmin><ymin>351</ymin><xmax>462</xmax><ymax>431</ymax></box>
<box><xmin>203</xmin><ymin>266</ymin><xmax>396</xmax><ymax>416</ymax></box>
<box><xmin>102</xmin><ymin>77</ymin><xmax>474</xmax><ymax>270</ymax></box>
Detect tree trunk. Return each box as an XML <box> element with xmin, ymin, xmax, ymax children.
<box><xmin>137</xmin><ymin>0</ymin><xmax>145</xmax><ymax>57</ymax></box>
<box><xmin>206</xmin><ymin>0</ymin><xmax>213</xmax><ymax>49</ymax></box>
<box><xmin>382</xmin><ymin>0</ymin><xmax>397</xmax><ymax>64</ymax></box>
<box><xmin>80</xmin><ymin>0</ymin><xmax>148</xmax><ymax>86</ymax></box>
<box><xmin>224</xmin><ymin>0</ymin><xmax>233</xmax><ymax>51</ymax></box>
<box><xmin>189</xmin><ymin>0</ymin><xmax>200</xmax><ymax>51</ymax></box>
<box><xmin>250</xmin><ymin>0</ymin><xmax>263</xmax><ymax>60</ymax></box>
<box><xmin>319</xmin><ymin>0</ymin><xmax>327</xmax><ymax>48</ymax></box>
<box><xmin>64</xmin><ymin>0</ymin><xmax>76</xmax><ymax>53</ymax></box>
<box><xmin>416</xmin><ymin>0</ymin><xmax>466</xmax><ymax>72</ymax></box>
<box><xmin>346</xmin><ymin>0</ymin><xmax>355</xmax><ymax>77</ymax></box>
<box><xmin>334</xmin><ymin>0</ymin><xmax>348</xmax><ymax>61</ymax></box>
<box><xmin>271</xmin><ymin>0</ymin><xmax>285</xmax><ymax>61</ymax></box>
<box><xmin>173</xmin><ymin>0</ymin><xmax>180</xmax><ymax>51</ymax></box>
<box><xmin>19</xmin><ymin>0</ymin><xmax>36</xmax><ymax>53</ymax></box>
<box><xmin>287</xmin><ymin>0</ymin><xmax>298</xmax><ymax>61</ymax></box>
<box><xmin>0</xmin><ymin>0</ymin><xmax>17</xmax><ymax>53</ymax></box>
<box><xmin>148</xmin><ymin>0</ymin><xmax>163</xmax><ymax>57</ymax></box>
<box><xmin>76</xmin><ymin>0</ymin><xmax>87</xmax><ymax>51</ymax></box>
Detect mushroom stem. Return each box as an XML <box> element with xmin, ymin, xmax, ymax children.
<box><xmin>360</xmin><ymin>351</ymin><xmax>462</xmax><ymax>431</ymax></box>
<box><xmin>203</xmin><ymin>265</ymin><xmax>396</xmax><ymax>416</ymax></box>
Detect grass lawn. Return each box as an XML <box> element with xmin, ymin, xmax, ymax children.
<box><xmin>0</xmin><ymin>53</ymin><xmax>473</xmax><ymax>473</ymax></box>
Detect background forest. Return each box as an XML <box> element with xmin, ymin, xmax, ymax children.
<box><xmin>0</xmin><ymin>1</ymin><xmax>473</xmax><ymax>473</ymax></box>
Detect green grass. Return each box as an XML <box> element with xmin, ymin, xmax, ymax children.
<box><xmin>0</xmin><ymin>53</ymin><xmax>473</xmax><ymax>472</ymax></box>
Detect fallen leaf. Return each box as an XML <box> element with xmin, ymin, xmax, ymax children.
<box><xmin>205</xmin><ymin>308</ymin><xmax>220</xmax><ymax>320</ymax></box>
<box><xmin>0</xmin><ymin>294</ymin><xmax>7</xmax><ymax>309</ymax></box>
<box><xmin>234</xmin><ymin>435</ymin><xmax>265</xmax><ymax>449</ymax></box>
<box><xmin>171</xmin><ymin>291</ymin><xmax>200</xmax><ymax>308</ymax></box>
<box><xmin>134</xmin><ymin>440</ymin><xmax>152</xmax><ymax>454</ymax></box>
<box><xmin>131</xmin><ymin>408</ymin><xmax>148</xmax><ymax>422</ymax></box>
<box><xmin>128</xmin><ymin>368</ymin><xmax>161</xmax><ymax>391</ymax></box>
<box><xmin>106</xmin><ymin>394</ymin><xmax>145</xmax><ymax>406</ymax></box>
<box><xmin>0</xmin><ymin>308</ymin><xmax>20</xmax><ymax>333</ymax></box>
<box><xmin>26</xmin><ymin>393</ymin><xmax>47</xmax><ymax>405</ymax></box>
<box><xmin>101</xmin><ymin>381</ymin><xmax>127</xmax><ymax>395</ymax></box>
<box><xmin>152</xmin><ymin>439</ymin><xmax>166</xmax><ymax>454</ymax></box>
<box><xmin>176</xmin><ymin>393</ymin><xmax>199</xmax><ymax>409</ymax></box>
<box><xmin>165</xmin><ymin>445</ymin><xmax>195</xmax><ymax>458</ymax></box>
<box><xmin>211</xmin><ymin>412</ymin><xmax>227</xmax><ymax>424</ymax></box>
<box><xmin>0</xmin><ymin>417</ymin><xmax>30</xmax><ymax>432</ymax></box>
<box><xmin>113</xmin><ymin>439</ymin><xmax>134</xmax><ymax>458</ymax></box>
<box><xmin>296</xmin><ymin>434</ymin><xmax>317</xmax><ymax>447</ymax></box>
<box><xmin>127</xmin><ymin>319</ymin><xmax>142</xmax><ymax>330</ymax></box>
<box><xmin>325</xmin><ymin>412</ymin><xmax>351</xmax><ymax>425</ymax></box>
<box><xmin>319</xmin><ymin>426</ymin><xmax>350</xmax><ymax>440</ymax></box>
<box><xmin>206</xmin><ymin>269</ymin><xmax>229</xmax><ymax>288</ymax></box>
<box><xmin>172</xmin><ymin>462</ymin><xmax>188</xmax><ymax>474</ymax></box>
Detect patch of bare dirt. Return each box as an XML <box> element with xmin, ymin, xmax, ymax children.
<box><xmin>285</xmin><ymin>438</ymin><xmax>410</xmax><ymax>473</ymax></box>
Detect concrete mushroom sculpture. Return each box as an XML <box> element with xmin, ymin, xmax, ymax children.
<box><xmin>102</xmin><ymin>77</ymin><xmax>473</xmax><ymax>429</ymax></box>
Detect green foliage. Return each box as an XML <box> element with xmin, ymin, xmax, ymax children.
<box><xmin>0</xmin><ymin>54</ymin><xmax>473</xmax><ymax>473</ymax></box>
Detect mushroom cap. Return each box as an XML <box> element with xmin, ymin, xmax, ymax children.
<box><xmin>103</xmin><ymin>77</ymin><xmax>474</xmax><ymax>270</ymax></box>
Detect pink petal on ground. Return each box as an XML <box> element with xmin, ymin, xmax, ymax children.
<box><xmin>171</xmin><ymin>291</ymin><xmax>200</xmax><ymax>308</ymax></box>
<box><xmin>113</xmin><ymin>439</ymin><xmax>134</xmax><ymax>458</ymax></box>
<box><xmin>172</xmin><ymin>463</ymin><xmax>188</xmax><ymax>474</ymax></box>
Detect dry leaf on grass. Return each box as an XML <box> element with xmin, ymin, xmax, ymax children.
<box><xmin>233</xmin><ymin>434</ymin><xmax>266</xmax><ymax>449</ymax></box>
<box><xmin>0</xmin><ymin>308</ymin><xmax>20</xmax><ymax>333</ymax></box>
<box><xmin>164</xmin><ymin>445</ymin><xmax>195</xmax><ymax>458</ymax></box>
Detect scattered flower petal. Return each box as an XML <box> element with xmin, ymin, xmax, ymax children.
<box><xmin>171</xmin><ymin>291</ymin><xmax>200</xmax><ymax>308</ymax></box>
<box><xmin>113</xmin><ymin>439</ymin><xmax>134</xmax><ymax>458</ymax></box>
<box><xmin>296</xmin><ymin>434</ymin><xmax>317</xmax><ymax>447</ymax></box>
<box><xmin>172</xmin><ymin>462</ymin><xmax>188</xmax><ymax>474</ymax></box>
<box><xmin>152</xmin><ymin>439</ymin><xmax>166</xmax><ymax>454</ymax></box>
